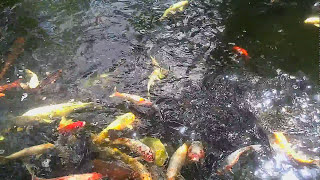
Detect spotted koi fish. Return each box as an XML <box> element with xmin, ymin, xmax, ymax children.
<box><xmin>110</xmin><ymin>87</ymin><xmax>153</xmax><ymax>106</ymax></box>
<box><xmin>217</xmin><ymin>145</ymin><xmax>262</xmax><ymax>175</ymax></box>
<box><xmin>187</xmin><ymin>141</ymin><xmax>205</xmax><ymax>162</ymax></box>
<box><xmin>111</xmin><ymin>138</ymin><xmax>154</xmax><ymax>162</ymax></box>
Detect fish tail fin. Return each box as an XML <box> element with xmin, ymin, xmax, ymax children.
<box><xmin>109</xmin><ymin>87</ymin><xmax>121</xmax><ymax>97</ymax></box>
<box><xmin>0</xmin><ymin>156</ymin><xmax>8</xmax><ymax>164</ymax></box>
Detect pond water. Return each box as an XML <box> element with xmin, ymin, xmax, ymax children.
<box><xmin>0</xmin><ymin>0</ymin><xmax>319</xmax><ymax>179</ymax></box>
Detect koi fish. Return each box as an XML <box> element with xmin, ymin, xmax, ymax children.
<box><xmin>216</xmin><ymin>145</ymin><xmax>262</xmax><ymax>175</ymax></box>
<box><xmin>148</xmin><ymin>56</ymin><xmax>168</xmax><ymax>96</ymax></box>
<box><xmin>40</xmin><ymin>69</ymin><xmax>62</xmax><ymax>88</ymax></box>
<box><xmin>110</xmin><ymin>87</ymin><xmax>153</xmax><ymax>106</ymax></box>
<box><xmin>0</xmin><ymin>143</ymin><xmax>55</xmax><ymax>164</ymax></box>
<box><xmin>0</xmin><ymin>93</ymin><xmax>4</xmax><ymax>97</ymax></box>
<box><xmin>111</xmin><ymin>138</ymin><xmax>154</xmax><ymax>162</ymax></box>
<box><xmin>232</xmin><ymin>46</ymin><xmax>250</xmax><ymax>60</ymax></box>
<box><xmin>140</xmin><ymin>137</ymin><xmax>168</xmax><ymax>166</ymax></box>
<box><xmin>100</xmin><ymin>147</ymin><xmax>152</xmax><ymax>180</ymax></box>
<box><xmin>93</xmin><ymin>159</ymin><xmax>136</xmax><ymax>180</ymax></box>
<box><xmin>159</xmin><ymin>1</ymin><xmax>189</xmax><ymax>21</ymax></box>
<box><xmin>0</xmin><ymin>79</ymin><xmax>21</xmax><ymax>92</ymax></box>
<box><xmin>167</xmin><ymin>143</ymin><xmax>188</xmax><ymax>180</ymax></box>
<box><xmin>93</xmin><ymin>112</ymin><xmax>136</xmax><ymax>144</ymax></box>
<box><xmin>273</xmin><ymin>132</ymin><xmax>319</xmax><ymax>164</ymax></box>
<box><xmin>304</xmin><ymin>16</ymin><xmax>320</xmax><ymax>27</ymax></box>
<box><xmin>58</xmin><ymin>121</ymin><xmax>86</xmax><ymax>134</ymax></box>
<box><xmin>14</xmin><ymin>102</ymin><xmax>93</xmax><ymax>125</ymax></box>
<box><xmin>32</xmin><ymin>172</ymin><xmax>103</xmax><ymax>180</ymax></box>
<box><xmin>20</xmin><ymin>69</ymin><xmax>40</xmax><ymax>89</ymax></box>
<box><xmin>187</xmin><ymin>141</ymin><xmax>205</xmax><ymax>162</ymax></box>
<box><xmin>0</xmin><ymin>37</ymin><xmax>25</xmax><ymax>81</ymax></box>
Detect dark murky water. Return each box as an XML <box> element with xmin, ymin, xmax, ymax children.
<box><xmin>0</xmin><ymin>0</ymin><xmax>319</xmax><ymax>179</ymax></box>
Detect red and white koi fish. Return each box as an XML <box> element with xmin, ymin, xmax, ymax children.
<box><xmin>58</xmin><ymin>121</ymin><xmax>86</xmax><ymax>134</ymax></box>
<box><xmin>110</xmin><ymin>87</ymin><xmax>153</xmax><ymax>106</ymax></box>
<box><xmin>188</xmin><ymin>141</ymin><xmax>205</xmax><ymax>162</ymax></box>
<box><xmin>217</xmin><ymin>145</ymin><xmax>262</xmax><ymax>175</ymax></box>
<box><xmin>111</xmin><ymin>138</ymin><xmax>154</xmax><ymax>162</ymax></box>
<box><xmin>32</xmin><ymin>172</ymin><xmax>103</xmax><ymax>180</ymax></box>
<box><xmin>232</xmin><ymin>46</ymin><xmax>250</xmax><ymax>60</ymax></box>
<box><xmin>167</xmin><ymin>143</ymin><xmax>188</xmax><ymax>180</ymax></box>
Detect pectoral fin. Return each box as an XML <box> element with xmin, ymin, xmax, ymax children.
<box><xmin>314</xmin><ymin>24</ymin><xmax>320</xmax><ymax>27</ymax></box>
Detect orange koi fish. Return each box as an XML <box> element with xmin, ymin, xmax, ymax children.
<box><xmin>217</xmin><ymin>145</ymin><xmax>262</xmax><ymax>175</ymax></box>
<box><xmin>58</xmin><ymin>121</ymin><xmax>86</xmax><ymax>134</ymax></box>
<box><xmin>187</xmin><ymin>141</ymin><xmax>205</xmax><ymax>162</ymax></box>
<box><xmin>111</xmin><ymin>138</ymin><xmax>155</xmax><ymax>162</ymax></box>
<box><xmin>0</xmin><ymin>93</ymin><xmax>5</xmax><ymax>97</ymax></box>
<box><xmin>273</xmin><ymin>132</ymin><xmax>319</xmax><ymax>164</ymax></box>
<box><xmin>110</xmin><ymin>87</ymin><xmax>153</xmax><ymax>106</ymax></box>
<box><xmin>32</xmin><ymin>172</ymin><xmax>103</xmax><ymax>180</ymax></box>
<box><xmin>232</xmin><ymin>46</ymin><xmax>250</xmax><ymax>60</ymax></box>
<box><xmin>0</xmin><ymin>79</ymin><xmax>21</xmax><ymax>92</ymax></box>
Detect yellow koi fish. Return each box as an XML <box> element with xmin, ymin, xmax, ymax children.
<box><xmin>111</xmin><ymin>138</ymin><xmax>154</xmax><ymax>162</ymax></box>
<box><xmin>93</xmin><ymin>112</ymin><xmax>136</xmax><ymax>144</ymax></box>
<box><xmin>273</xmin><ymin>132</ymin><xmax>319</xmax><ymax>164</ymax></box>
<box><xmin>159</xmin><ymin>1</ymin><xmax>189</xmax><ymax>21</ymax></box>
<box><xmin>100</xmin><ymin>147</ymin><xmax>152</xmax><ymax>180</ymax></box>
<box><xmin>140</xmin><ymin>137</ymin><xmax>168</xmax><ymax>166</ymax></box>
<box><xmin>167</xmin><ymin>143</ymin><xmax>188</xmax><ymax>180</ymax></box>
<box><xmin>0</xmin><ymin>143</ymin><xmax>55</xmax><ymax>164</ymax></box>
<box><xmin>14</xmin><ymin>102</ymin><xmax>92</xmax><ymax>125</ymax></box>
<box><xmin>110</xmin><ymin>87</ymin><xmax>153</xmax><ymax>106</ymax></box>
<box><xmin>148</xmin><ymin>56</ymin><xmax>168</xmax><ymax>96</ymax></box>
<box><xmin>304</xmin><ymin>16</ymin><xmax>320</xmax><ymax>27</ymax></box>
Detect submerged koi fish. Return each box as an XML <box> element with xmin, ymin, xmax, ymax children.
<box><xmin>167</xmin><ymin>143</ymin><xmax>188</xmax><ymax>180</ymax></box>
<box><xmin>111</xmin><ymin>138</ymin><xmax>154</xmax><ymax>162</ymax></box>
<box><xmin>0</xmin><ymin>93</ymin><xmax>4</xmax><ymax>97</ymax></box>
<box><xmin>58</xmin><ymin>121</ymin><xmax>86</xmax><ymax>134</ymax></box>
<box><xmin>232</xmin><ymin>46</ymin><xmax>250</xmax><ymax>60</ymax></box>
<box><xmin>187</xmin><ymin>141</ymin><xmax>205</xmax><ymax>162</ymax></box>
<box><xmin>0</xmin><ymin>79</ymin><xmax>21</xmax><ymax>93</ymax></box>
<box><xmin>273</xmin><ymin>132</ymin><xmax>319</xmax><ymax>164</ymax></box>
<box><xmin>20</xmin><ymin>69</ymin><xmax>40</xmax><ymax>89</ymax></box>
<box><xmin>304</xmin><ymin>16</ymin><xmax>320</xmax><ymax>27</ymax></box>
<box><xmin>93</xmin><ymin>112</ymin><xmax>136</xmax><ymax>144</ymax></box>
<box><xmin>0</xmin><ymin>143</ymin><xmax>55</xmax><ymax>164</ymax></box>
<box><xmin>40</xmin><ymin>69</ymin><xmax>62</xmax><ymax>88</ymax></box>
<box><xmin>148</xmin><ymin>56</ymin><xmax>168</xmax><ymax>96</ymax></box>
<box><xmin>32</xmin><ymin>172</ymin><xmax>103</xmax><ymax>180</ymax></box>
<box><xmin>14</xmin><ymin>102</ymin><xmax>92</xmax><ymax>125</ymax></box>
<box><xmin>110</xmin><ymin>87</ymin><xmax>153</xmax><ymax>106</ymax></box>
<box><xmin>159</xmin><ymin>1</ymin><xmax>189</xmax><ymax>21</ymax></box>
<box><xmin>100</xmin><ymin>147</ymin><xmax>152</xmax><ymax>180</ymax></box>
<box><xmin>217</xmin><ymin>145</ymin><xmax>262</xmax><ymax>175</ymax></box>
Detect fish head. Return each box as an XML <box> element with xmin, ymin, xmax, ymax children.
<box><xmin>145</xmin><ymin>151</ymin><xmax>155</xmax><ymax>162</ymax></box>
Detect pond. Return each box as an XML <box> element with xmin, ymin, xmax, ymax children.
<box><xmin>0</xmin><ymin>0</ymin><xmax>319</xmax><ymax>179</ymax></box>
